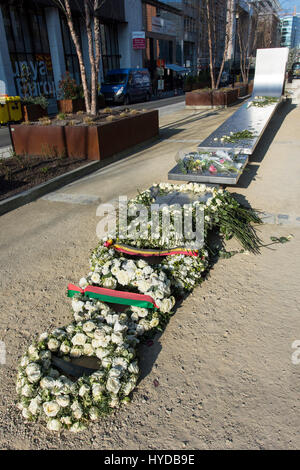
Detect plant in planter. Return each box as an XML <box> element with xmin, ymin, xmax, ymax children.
<box><xmin>57</xmin><ymin>72</ymin><xmax>85</xmax><ymax>114</ymax></box>
<box><xmin>21</xmin><ymin>95</ymin><xmax>49</xmax><ymax>122</ymax></box>
<box><xmin>19</xmin><ymin>64</ymin><xmax>49</xmax><ymax>121</ymax></box>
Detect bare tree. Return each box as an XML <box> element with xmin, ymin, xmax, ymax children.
<box><xmin>53</xmin><ymin>0</ymin><xmax>105</xmax><ymax>115</ymax></box>
<box><xmin>237</xmin><ymin>8</ymin><xmax>258</xmax><ymax>83</ymax></box>
<box><xmin>199</xmin><ymin>0</ymin><xmax>234</xmax><ymax>89</ymax></box>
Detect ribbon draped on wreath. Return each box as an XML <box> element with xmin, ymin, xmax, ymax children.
<box><xmin>67</xmin><ymin>283</ymin><xmax>159</xmax><ymax>309</ymax></box>
<box><xmin>104</xmin><ymin>240</ymin><xmax>199</xmax><ymax>257</ymax></box>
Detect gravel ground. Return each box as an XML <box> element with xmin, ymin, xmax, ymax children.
<box><xmin>0</xmin><ymin>203</ymin><xmax>299</xmax><ymax>449</ymax></box>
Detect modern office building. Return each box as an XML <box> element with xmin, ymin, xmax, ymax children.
<box><xmin>280</xmin><ymin>14</ymin><xmax>300</xmax><ymax>49</ymax></box>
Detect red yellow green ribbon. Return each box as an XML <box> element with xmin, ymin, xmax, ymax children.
<box><xmin>67</xmin><ymin>283</ymin><xmax>159</xmax><ymax>309</ymax></box>
<box><xmin>104</xmin><ymin>240</ymin><xmax>198</xmax><ymax>257</ymax></box>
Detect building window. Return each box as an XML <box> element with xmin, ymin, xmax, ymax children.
<box><xmin>1</xmin><ymin>3</ymin><xmax>56</xmax><ymax>98</ymax></box>
<box><xmin>101</xmin><ymin>23</ymin><xmax>121</xmax><ymax>76</ymax></box>
<box><xmin>59</xmin><ymin>13</ymin><xmax>82</xmax><ymax>85</ymax></box>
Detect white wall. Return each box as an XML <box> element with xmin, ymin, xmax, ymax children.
<box><xmin>118</xmin><ymin>0</ymin><xmax>143</xmax><ymax>69</ymax></box>
<box><xmin>0</xmin><ymin>7</ymin><xmax>16</xmax><ymax>95</ymax></box>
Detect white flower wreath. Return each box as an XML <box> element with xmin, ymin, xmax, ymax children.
<box><xmin>87</xmin><ymin>245</ymin><xmax>176</xmax><ymax>315</ymax></box>
<box><xmin>16</xmin><ymin>311</ymin><xmax>139</xmax><ymax>432</ymax></box>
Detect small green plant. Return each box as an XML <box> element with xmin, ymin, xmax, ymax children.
<box><xmin>22</xmin><ymin>95</ymin><xmax>49</xmax><ymax>110</ymax></box>
<box><xmin>40</xmin><ymin>166</ymin><xmax>49</xmax><ymax>174</ymax></box>
<box><xmin>57</xmin><ymin>113</ymin><xmax>66</xmax><ymax>120</ymax></box>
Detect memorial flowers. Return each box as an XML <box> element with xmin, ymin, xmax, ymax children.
<box><xmin>16</xmin><ymin>182</ymin><xmax>263</xmax><ymax>432</ymax></box>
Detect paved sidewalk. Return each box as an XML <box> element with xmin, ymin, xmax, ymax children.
<box><xmin>0</xmin><ymin>87</ymin><xmax>300</xmax><ymax>449</ymax></box>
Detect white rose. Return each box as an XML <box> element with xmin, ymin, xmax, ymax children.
<box><xmin>123</xmin><ymin>381</ymin><xmax>135</xmax><ymax>396</ymax></box>
<box><xmin>72</xmin><ymin>299</ymin><xmax>84</xmax><ymax>313</ymax></box>
<box><xmin>66</xmin><ymin>324</ymin><xmax>75</xmax><ymax>334</ymax></box>
<box><xmin>47</xmin><ymin>419</ymin><xmax>61</xmax><ymax>432</ymax></box>
<box><xmin>89</xmin><ymin>407</ymin><xmax>99</xmax><ymax>421</ymax></box>
<box><xmin>20</xmin><ymin>356</ymin><xmax>30</xmax><ymax>367</ymax></box>
<box><xmin>82</xmin><ymin>321</ymin><xmax>96</xmax><ymax>333</ymax></box>
<box><xmin>79</xmin><ymin>384</ymin><xmax>90</xmax><ymax>397</ymax></box>
<box><xmin>26</xmin><ymin>363</ymin><xmax>42</xmax><ymax>383</ymax></box>
<box><xmin>150</xmin><ymin>318</ymin><xmax>159</xmax><ymax>328</ymax></box>
<box><xmin>70</xmin><ymin>347</ymin><xmax>82</xmax><ymax>358</ymax></box>
<box><xmin>103</xmin><ymin>277</ymin><xmax>117</xmax><ymax>288</ymax></box>
<box><xmin>113</xmin><ymin>357</ymin><xmax>128</xmax><ymax>369</ymax></box>
<box><xmin>48</xmin><ymin>338</ymin><xmax>60</xmax><ymax>352</ymax></box>
<box><xmin>96</xmin><ymin>347</ymin><xmax>109</xmax><ymax>359</ymax></box>
<box><xmin>38</xmin><ymin>332</ymin><xmax>49</xmax><ymax>342</ymax></box>
<box><xmin>132</xmin><ymin>306</ymin><xmax>148</xmax><ymax>318</ymax></box>
<box><xmin>128</xmin><ymin>361</ymin><xmax>139</xmax><ymax>374</ymax></box>
<box><xmin>71</xmin><ymin>333</ymin><xmax>87</xmax><ymax>346</ymax></box>
<box><xmin>43</xmin><ymin>401</ymin><xmax>60</xmax><ymax>417</ymax></box>
<box><xmin>116</xmin><ymin>270</ymin><xmax>130</xmax><ymax>286</ymax></box>
<box><xmin>110</xmin><ymin>396</ymin><xmax>120</xmax><ymax>408</ymax></box>
<box><xmin>114</xmin><ymin>321</ymin><xmax>128</xmax><ymax>333</ymax></box>
<box><xmin>79</xmin><ymin>277</ymin><xmax>88</xmax><ymax>288</ymax></box>
<box><xmin>92</xmin><ymin>383</ymin><xmax>105</xmax><ymax>399</ymax></box>
<box><xmin>106</xmin><ymin>377</ymin><xmax>121</xmax><ymax>394</ymax></box>
<box><xmin>40</xmin><ymin>376</ymin><xmax>56</xmax><ymax>389</ymax></box>
<box><xmin>60</xmin><ymin>342</ymin><xmax>71</xmax><ymax>354</ymax></box>
<box><xmin>21</xmin><ymin>384</ymin><xmax>33</xmax><ymax>397</ymax></box>
<box><xmin>61</xmin><ymin>416</ymin><xmax>72</xmax><ymax>426</ymax></box>
<box><xmin>83</xmin><ymin>343</ymin><xmax>94</xmax><ymax>356</ymax></box>
<box><xmin>56</xmin><ymin>395</ymin><xmax>70</xmax><ymax>407</ymax></box>
<box><xmin>102</xmin><ymin>357</ymin><xmax>112</xmax><ymax>368</ymax></box>
<box><xmin>22</xmin><ymin>408</ymin><xmax>32</xmax><ymax>420</ymax></box>
<box><xmin>91</xmin><ymin>272</ymin><xmax>101</xmax><ymax>284</ymax></box>
<box><xmin>28</xmin><ymin>398</ymin><xmax>41</xmax><ymax>415</ymax></box>
<box><xmin>73</xmin><ymin>408</ymin><xmax>83</xmax><ymax>420</ymax></box>
<box><xmin>111</xmin><ymin>332</ymin><xmax>123</xmax><ymax>345</ymax></box>
<box><xmin>109</xmin><ymin>367</ymin><xmax>122</xmax><ymax>378</ymax></box>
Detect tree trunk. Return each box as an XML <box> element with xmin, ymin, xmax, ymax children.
<box><xmin>64</xmin><ymin>0</ymin><xmax>91</xmax><ymax>113</ymax></box>
<box><xmin>84</xmin><ymin>0</ymin><xmax>97</xmax><ymax>115</ymax></box>
<box><xmin>206</xmin><ymin>0</ymin><xmax>216</xmax><ymax>89</ymax></box>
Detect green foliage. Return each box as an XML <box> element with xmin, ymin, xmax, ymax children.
<box><xmin>22</xmin><ymin>95</ymin><xmax>49</xmax><ymax>110</ymax></box>
<box><xmin>58</xmin><ymin>71</ymin><xmax>81</xmax><ymax>99</ymax></box>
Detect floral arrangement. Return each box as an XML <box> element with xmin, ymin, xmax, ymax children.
<box><xmin>16</xmin><ymin>182</ymin><xmax>263</xmax><ymax>432</ymax></box>
<box><xmin>247</xmin><ymin>96</ymin><xmax>279</xmax><ymax>108</ymax></box>
<box><xmin>16</xmin><ymin>306</ymin><xmax>139</xmax><ymax>432</ymax></box>
<box><xmin>177</xmin><ymin>150</ymin><xmax>246</xmax><ymax>175</ymax></box>
<box><xmin>213</xmin><ymin>129</ymin><xmax>256</xmax><ymax>143</ymax></box>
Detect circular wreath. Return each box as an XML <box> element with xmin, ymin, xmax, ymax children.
<box><xmin>16</xmin><ymin>310</ymin><xmax>139</xmax><ymax>433</ymax></box>
<box><xmin>87</xmin><ymin>244</ymin><xmax>176</xmax><ymax>316</ymax></box>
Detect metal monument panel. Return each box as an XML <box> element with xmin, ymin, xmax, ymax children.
<box><xmin>252</xmin><ymin>47</ymin><xmax>289</xmax><ymax>97</ymax></box>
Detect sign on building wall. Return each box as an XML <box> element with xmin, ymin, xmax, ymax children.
<box><xmin>151</xmin><ymin>17</ymin><xmax>175</xmax><ymax>36</ymax></box>
<box><xmin>132</xmin><ymin>31</ymin><xmax>146</xmax><ymax>50</ymax></box>
<box><xmin>12</xmin><ymin>55</ymin><xmax>56</xmax><ymax>99</ymax></box>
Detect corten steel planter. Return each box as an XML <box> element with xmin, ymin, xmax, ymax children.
<box><xmin>212</xmin><ymin>88</ymin><xmax>238</xmax><ymax>106</ymax></box>
<box><xmin>85</xmin><ymin>110</ymin><xmax>159</xmax><ymax>161</ymax></box>
<box><xmin>57</xmin><ymin>98</ymin><xmax>85</xmax><ymax>114</ymax></box>
<box><xmin>22</xmin><ymin>104</ymin><xmax>47</xmax><ymax>122</ymax></box>
<box><xmin>235</xmin><ymin>84</ymin><xmax>248</xmax><ymax>97</ymax></box>
<box><xmin>10</xmin><ymin>125</ymin><xmax>67</xmax><ymax>157</ymax></box>
<box><xmin>10</xmin><ymin>110</ymin><xmax>159</xmax><ymax>160</ymax></box>
<box><xmin>185</xmin><ymin>90</ymin><xmax>213</xmax><ymax>106</ymax></box>
<box><xmin>248</xmin><ymin>81</ymin><xmax>254</xmax><ymax>95</ymax></box>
